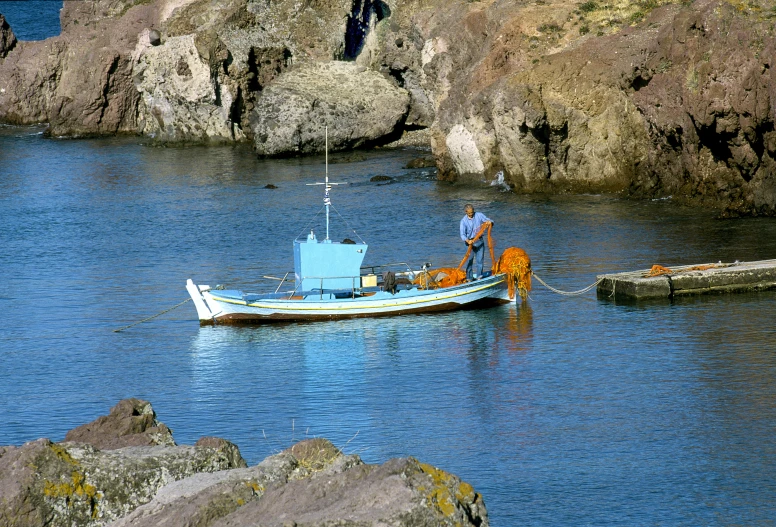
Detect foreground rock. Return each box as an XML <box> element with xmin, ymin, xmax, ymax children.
<box><xmin>0</xmin><ymin>399</ymin><xmax>488</xmax><ymax>527</ymax></box>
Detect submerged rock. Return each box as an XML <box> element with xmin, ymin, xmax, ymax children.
<box><xmin>370</xmin><ymin>175</ymin><xmax>394</xmax><ymax>182</ymax></box>
<box><xmin>0</xmin><ymin>400</ymin><xmax>488</xmax><ymax>527</ymax></box>
<box><xmin>405</xmin><ymin>156</ymin><xmax>436</xmax><ymax>169</ymax></box>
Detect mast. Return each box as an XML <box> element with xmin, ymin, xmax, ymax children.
<box><xmin>307</xmin><ymin>125</ymin><xmax>343</xmax><ymax>243</ymax></box>
<box><xmin>325</xmin><ymin>127</ymin><xmax>330</xmax><ymax>240</ymax></box>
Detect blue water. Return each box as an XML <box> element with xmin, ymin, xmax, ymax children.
<box><xmin>2</xmin><ymin>126</ymin><xmax>776</xmax><ymax>525</ymax></box>
<box><xmin>0</xmin><ymin>1</ymin><xmax>61</xmax><ymax>41</ymax></box>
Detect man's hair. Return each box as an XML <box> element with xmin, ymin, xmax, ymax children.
<box><xmin>464</xmin><ymin>204</ymin><xmax>474</xmax><ymax>212</ymax></box>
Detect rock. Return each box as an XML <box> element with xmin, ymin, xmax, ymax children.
<box><xmin>0</xmin><ymin>14</ymin><xmax>17</xmax><ymax>59</ymax></box>
<box><xmin>405</xmin><ymin>156</ymin><xmax>436</xmax><ymax>169</ymax></box>
<box><xmin>134</xmin><ymin>33</ymin><xmax>237</xmax><ymax>143</ymax></box>
<box><xmin>370</xmin><ymin>175</ymin><xmax>394</xmax><ymax>182</ymax></box>
<box><xmin>106</xmin><ymin>438</ymin><xmax>487</xmax><ymax>527</ymax></box>
<box><xmin>2</xmin><ymin>0</ymin><xmax>774</xmax><ymax>214</ymax></box>
<box><xmin>0</xmin><ymin>0</ymin><xmax>156</xmax><ymax>130</ymax></box>
<box><xmin>0</xmin><ymin>39</ymin><xmax>68</xmax><ymax>125</ymax></box>
<box><xmin>250</xmin><ymin>61</ymin><xmax>410</xmax><ymax>156</ymax></box>
<box><xmin>0</xmin><ymin>399</ymin><xmax>247</xmax><ymax>527</ymax></box>
<box><xmin>211</xmin><ymin>456</ymin><xmax>488</xmax><ymax>527</ymax></box>
<box><xmin>0</xmin><ymin>440</ymin><xmax>246</xmax><ymax>527</ymax></box>
<box><xmin>263</xmin><ymin>184</ymin><xmax>278</xmax><ymax>189</ymax></box>
<box><xmin>64</xmin><ymin>398</ymin><xmax>175</xmax><ymax>449</ymax></box>
<box><xmin>0</xmin><ymin>401</ymin><xmax>487</xmax><ymax>527</ymax></box>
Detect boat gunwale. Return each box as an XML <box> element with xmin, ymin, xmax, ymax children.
<box><xmin>206</xmin><ymin>273</ymin><xmax>509</xmax><ymax>311</ymax></box>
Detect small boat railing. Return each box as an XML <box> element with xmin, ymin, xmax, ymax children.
<box><xmin>288</xmin><ymin>275</ymin><xmax>363</xmax><ymax>299</ymax></box>
<box><xmin>360</xmin><ymin>262</ymin><xmax>421</xmax><ymax>275</ymax></box>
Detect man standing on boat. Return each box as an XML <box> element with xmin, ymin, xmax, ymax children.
<box><xmin>460</xmin><ymin>204</ymin><xmax>493</xmax><ymax>281</ymax></box>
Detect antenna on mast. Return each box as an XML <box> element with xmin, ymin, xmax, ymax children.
<box><xmin>307</xmin><ymin>125</ymin><xmax>345</xmax><ymax>241</ymax></box>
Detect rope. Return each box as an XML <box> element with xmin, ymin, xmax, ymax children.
<box><xmin>330</xmin><ymin>203</ymin><xmax>366</xmax><ymax>244</ymax></box>
<box><xmin>295</xmin><ymin>205</ymin><xmax>326</xmax><ymax>240</ymax></box>
<box><xmin>532</xmin><ymin>272</ymin><xmax>604</xmax><ymax>296</ymax></box>
<box><xmin>113</xmin><ymin>298</ymin><xmax>192</xmax><ymax>333</ymax></box>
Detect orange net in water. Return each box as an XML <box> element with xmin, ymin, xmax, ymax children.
<box><xmin>497</xmin><ymin>247</ymin><xmax>532</xmax><ymax>300</ymax></box>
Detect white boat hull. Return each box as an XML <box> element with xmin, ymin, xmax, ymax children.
<box><xmin>186</xmin><ymin>274</ymin><xmax>512</xmax><ymax>324</ymax></box>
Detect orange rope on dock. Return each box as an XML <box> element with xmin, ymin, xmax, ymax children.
<box><xmin>645</xmin><ymin>263</ymin><xmax>720</xmax><ymax>278</ymax></box>
<box><xmin>646</xmin><ymin>264</ymin><xmax>673</xmax><ymax>277</ymax></box>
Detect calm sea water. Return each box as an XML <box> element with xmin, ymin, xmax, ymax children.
<box><xmin>2</xmin><ymin>127</ymin><xmax>776</xmax><ymax>526</ymax></box>
<box><xmin>2</xmin><ymin>8</ymin><xmax>776</xmax><ymax>526</ymax></box>
<box><xmin>0</xmin><ymin>1</ymin><xmax>62</xmax><ymax>41</ymax></box>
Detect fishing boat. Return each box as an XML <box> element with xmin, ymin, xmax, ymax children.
<box><xmin>186</xmin><ymin>139</ymin><xmax>531</xmax><ymax>325</ymax></box>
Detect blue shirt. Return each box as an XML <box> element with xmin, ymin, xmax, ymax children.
<box><xmin>460</xmin><ymin>211</ymin><xmax>492</xmax><ymax>247</ymax></box>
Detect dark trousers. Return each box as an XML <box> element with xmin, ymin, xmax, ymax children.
<box><xmin>465</xmin><ymin>242</ymin><xmax>485</xmax><ymax>280</ymax></box>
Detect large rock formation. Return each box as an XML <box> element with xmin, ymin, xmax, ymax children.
<box><xmin>251</xmin><ymin>61</ymin><xmax>410</xmax><ymax>155</ymax></box>
<box><xmin>0</xmin><ymin>399</ymin><xmax>488</xmax><ymax>527</ymax></box>
<box><xmin>0</xmin><ymin>0</ymin><xmax>774</xmax><ymax>215</ymax></box>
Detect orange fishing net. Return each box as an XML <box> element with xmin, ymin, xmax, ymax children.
<box><xmin>412</xmin><ymin>267</ymin><xmax>466</xmax><ymax>289</ymax></box>
<box><xmin>497</xmin><ymin>247</ymin><xmax>532</xmax><ymax>300</ymax></box>
<box><xmin>413</xmin><ymin>221</ymin><xmax>532</xmax><ymax>301</ymax></box>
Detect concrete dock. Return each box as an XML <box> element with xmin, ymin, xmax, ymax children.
<box><xmin>597</xmin><ymin>259</ymin><xmax>776</xmax><ymax>300</ymax></box>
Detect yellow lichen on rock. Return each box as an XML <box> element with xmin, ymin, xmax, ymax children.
<box><xmin>244</xmin><ymin>480</ymin><xmax>265</xmax><ymax>495</ymax></box>
<box><xmin>50</xmin><ymin>443</ymin><xmax>78</xmax><ymax>466</ymax></box>
<box><xmin>419</xmin><ymin>462</ymin><xmax>457</xmax><ymax>518</ymax></box>
<box><xmin>43</xmin><ymin>470</ymin><xmax>101</xmax><ymax>518</ymax></box>
<box><xmin>455</xmin><ymin>481</ymin><xmax>475</xmax><ymax>504</ymax></box>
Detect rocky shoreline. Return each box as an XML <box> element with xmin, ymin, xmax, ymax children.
<box><xmin>0</xmin><ymin>399</ymin><xmax>489</xmax><ymax>527</ymax></box>
<box><xmin>0</xmin><ymin>0</ymin><xmax>775</xmax><ymax>216</ymax></box>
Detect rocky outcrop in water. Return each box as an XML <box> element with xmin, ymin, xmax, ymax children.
<box><xmin>353</xmin><ymin>0</ymin><xmax>776</xmax><ymax>216</ymax></box>
<box><xmin>0</xmin><ymin>0</ymin><xmax>774</xmax><ymax>215</ymax></box>
<box><xmin>0</xmin><ymin>399</ymin><xmax>489</xmax><ymax>527</ymax></box>
<box><xmin>0</xmin><ymin>14</ymin><xmax>16</xmax><ymax>59</ymax></box>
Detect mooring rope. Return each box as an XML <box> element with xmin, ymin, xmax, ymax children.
<box><xmin>113</xmin><ymin>298</ymin><xmax>192</xmax><ymax>333</ymax></box>
<box><xmin>531</xmin><ymin>272</ymin><xmax>604</xmax><ymax>296</ymax></box>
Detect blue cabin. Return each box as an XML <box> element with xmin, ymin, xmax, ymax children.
<box><xmin>294</xmin><ymin>230</ymin><xmax>368</xmax><ymax>292</ymax></box>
